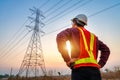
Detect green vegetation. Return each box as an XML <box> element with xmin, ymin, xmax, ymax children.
<box><xmin>0</xmin><ymin>74</ymin><xmax>9</xmax><ymax>79</ymax></box>
<box><xmin>102</xmin><ymin>66</ymin><xmax>120</xmax><ymax>80</ymax></box>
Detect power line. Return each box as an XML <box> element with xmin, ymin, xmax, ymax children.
<box><xmin>0</xmin><ymin>19</ymin><xmax>28</xmax><ymax>56</ymax></box>
<box><xmin>0</xmin><ymin>29</ymin><xmax>26</xmax><ymax>54</ymax></box>
<box><xmin>88</xmin><ymin>2</ymin><xmax>120</xmax><ymax>17</ymax></box>
<box><xmin>0</xmin><ymin>9</ymin><xmax>37</xmax><ymax>58</ymax></box>
<box><xmin>0</xmin><ymin>21</ymin><xmax>34</xmax><ymax>58</ymax></box>
<box><xmin>0</xmin><ymin>1</ymin><xmax>48</xmax><ymax>58</ymax></box>
<box><xmin>0</xmin><ymin>8</ymin><xmax>37</xmax><ymax>57</ymax></box>
<box><xmin>45</xmin><ymin>0</ymin><xmax>84</xmax><ymax>24</ymax></box>
<box><xmin>44</xmin><ymin>0</ymin><xmax>63</xmax><ymax>14</ymax></box>
<box><xmin>43</xmin><ymin>24</ymin><xmax>70</xmax><ymax>36</ymax></box>
<box><xmin>1</xmin><ymin>29</ymin><xmax>32</xmax><ymax>64</ymax></box>
<box><xmin>0</xmin><ymin>30</ymin><xmax>32</xmax><ymax>59</ymax></box>
<box><xmin>45</xmin><ymin>0</ymin><xmax>73</xmax><ymax>17</ymax></box>
<box><xmin>2</xmin><ymin>46</ymin><xmax>26</xmax><ymax>64</ymax></box>
<box><xmin>46</xmin><ymin>0</ymin><xmax>92</xmax><ymax>25</ymax></box>
<box><xmin>39</xmin><ymin>0</ymin><xmax>50</xmax><ymax>9</ymax></box>
<box><xmin>0</xmin><ymin>0</ymin><xmax>51</xmax><ymax>70</ymax></box>
<box><xmin>3</xmin><ymin>33</ymin><xmax>30</xmax><ymax>60</ymax></box>
<box><xmin>44</xmin><ymin>1</ymin><xmax>120</xmax><ymax>35</ymax></box>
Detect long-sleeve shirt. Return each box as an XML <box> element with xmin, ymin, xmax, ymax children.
<box><xmin>56</xmin><ymin>27</ymin><xmax>110</xmax><ymax>68</ymax></box>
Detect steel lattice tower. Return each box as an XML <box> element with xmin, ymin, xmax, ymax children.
<box><xmin>18</xmin><ymin>8</ymin><xmax>46</xmax><ymax>77</ymax></box>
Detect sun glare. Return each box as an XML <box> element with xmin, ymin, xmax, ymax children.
<box><xmin>66</xmin><ymin>41</ymin><xmax>71</xmax><ymax>54</ymax></box>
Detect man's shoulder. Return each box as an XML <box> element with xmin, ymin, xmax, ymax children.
<box><xmin>59</xmin><ymin>27</ymin><xmax>78</xmax><ymax>33</ymax></box>
<box><xmin>57</xmin><ymin>27</ymin><xmax>79</xmax><ymax>37</ymax></box>
<box><xmin>65</xmin><ymin>27</ymin><xmax>79</xmax><ymax>32</ymax></box>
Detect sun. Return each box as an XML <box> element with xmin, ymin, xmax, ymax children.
<box><xmin>66</xmin><ymin>41</ymin><xmax>71</xmax><ymax>54</ymax></box>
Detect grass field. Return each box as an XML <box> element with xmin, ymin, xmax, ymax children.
<box><xmin>1</xmin><ymin>66</ymin><xmax>120</xmax><ymax>80</ymax></box>
<box><xmin>8</xmin><ymin>76</ymin><xmax>70</xmax><ymax>80</ymax></box>
<box><xmin>7</xmin><ymin>75</ymin><xmax>120</xmax><ymax>80</ymax></box>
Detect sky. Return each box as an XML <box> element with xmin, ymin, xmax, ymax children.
<box><xmin>0</xmin><ymin>0</ymin><xmax>120</xmax><ymax>75</ymax></box>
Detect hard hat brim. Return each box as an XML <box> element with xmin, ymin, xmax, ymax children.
<box><xmin>71</xmin><ymin>18</ymin><xmax>87</xmax><ymax>25</ymax></box>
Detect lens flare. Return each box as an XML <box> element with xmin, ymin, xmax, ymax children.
<box><xmin>66</xmin><ymin>41</ymin><xmax>71</xmax><ymax>54</ymax></box>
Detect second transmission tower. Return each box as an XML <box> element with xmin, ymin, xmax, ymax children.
<box><xmin>18</xmin><ymin>7</ymin><xmax>46</xmax><ymax>77</ymax></box>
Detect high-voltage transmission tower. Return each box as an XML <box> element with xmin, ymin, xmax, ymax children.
<box><xmin>18</xmin><ymin>7</ymin><xmax>46</xmax><ymax>77</ymax></box>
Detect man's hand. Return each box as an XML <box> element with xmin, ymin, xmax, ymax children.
<box><xmin>66</xmin><ymin>61</ymin><xmax>71</xmax><ymax>67</ymax></box>
<box><xmin>66</xmin><ymin>58</ymin><xmax>79</xmax><ymax>67</ymax></box>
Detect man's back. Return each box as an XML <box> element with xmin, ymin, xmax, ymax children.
<box><xmin>57</xmin><ymin>27</ymin><xmax>110</xmax><ymax>68</ymax></box>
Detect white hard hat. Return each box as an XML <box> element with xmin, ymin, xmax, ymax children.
<box><xmin>74</xmin><ymin>14</ymin><xmax>87</xmax><ymax>25</ymax></box>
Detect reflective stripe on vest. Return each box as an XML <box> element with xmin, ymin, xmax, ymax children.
<box><xmin>75</xmin><ymin>27</ymin><xmax>98</xmax><ymax>66</ymax></box>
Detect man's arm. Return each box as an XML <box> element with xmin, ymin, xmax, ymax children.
<box><xmin>56</xmin><ymin>28</ymin><xmax>71</xmax><ymax>63</ymax></box>
<box><xmin>98</xmin><ymin>40</ymin><xmax>110</xmax><ymax>68</ymax></box>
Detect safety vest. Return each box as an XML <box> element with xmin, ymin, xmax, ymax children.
<box><xmin>74</xmin><ymin>27</ymin><xmax>100</xmax><ymax>69</ymax></box>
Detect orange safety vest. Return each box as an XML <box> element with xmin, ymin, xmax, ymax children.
<box><xmin>74</xmin><ymin>27</ymin><xmax>100</xmax><ymax>69</ymax></box>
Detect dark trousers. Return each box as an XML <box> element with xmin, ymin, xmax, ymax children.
<box><xmin>72</xmin><ymin>67</ymin><xmax>102</xmax><ymax>80</ymax></box>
